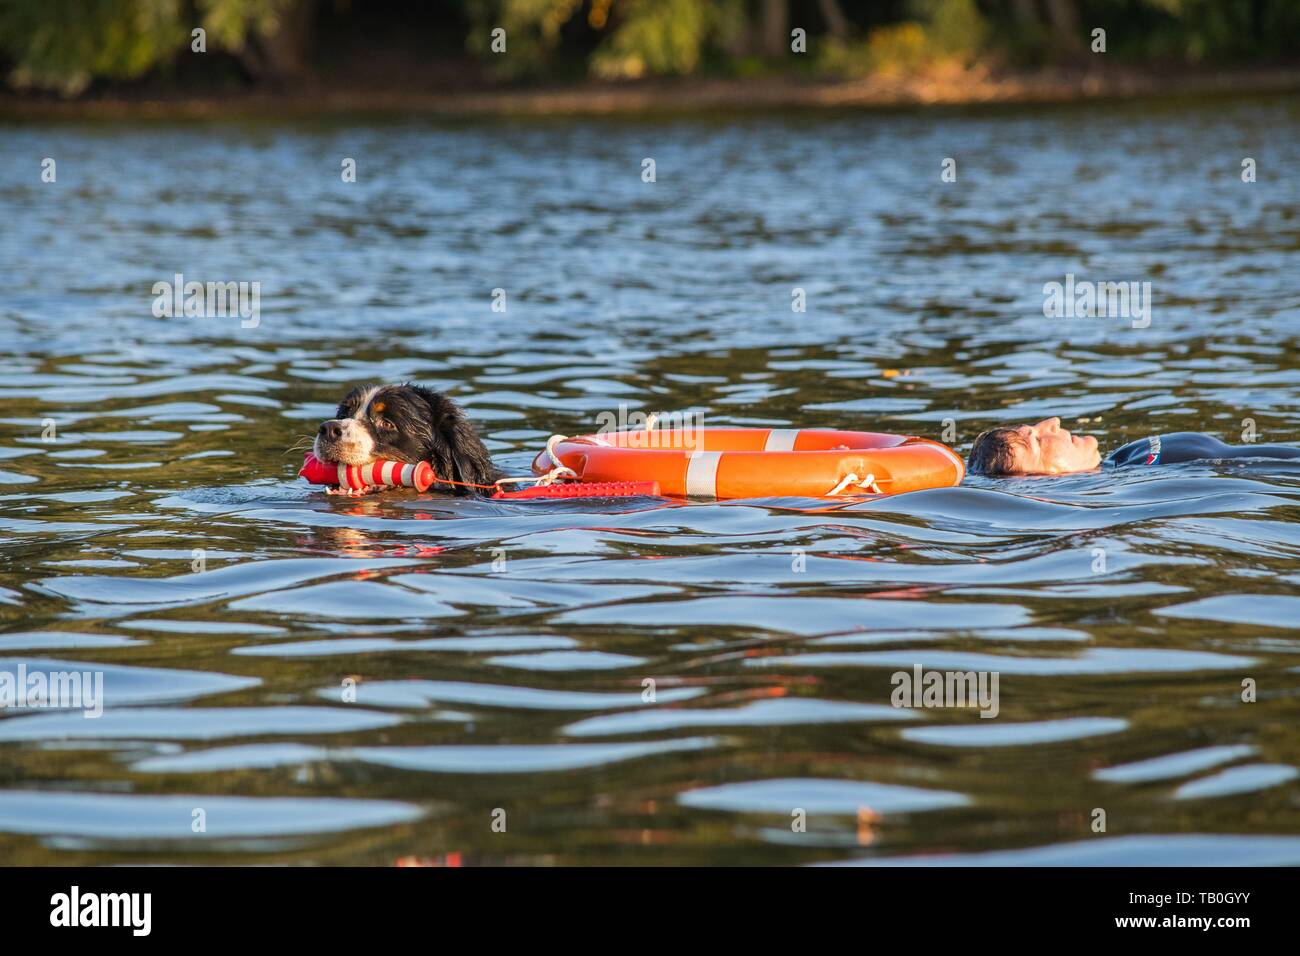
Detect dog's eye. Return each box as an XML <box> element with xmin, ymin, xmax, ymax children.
<box><xmin>374</xmin><ymin>417</ymin><xmax>395</xmax><ymax>431</ymax></box>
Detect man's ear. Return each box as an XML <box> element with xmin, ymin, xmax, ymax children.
<box><xmin>408</xmin><ymin>384</ymin><xmax>498</xmax><ymax>493</ymax></box>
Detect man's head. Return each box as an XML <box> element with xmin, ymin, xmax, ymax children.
<box><xmin>967</xmin><ymin>417</ymin><xmax>1101</xmax><ymax>475</ymax></box>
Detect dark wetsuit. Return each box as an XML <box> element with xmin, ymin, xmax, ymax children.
<box><xmin>1105</xmin><ymin>432</ymin><xmax>1300</xmax><ymax>467</ymax></box>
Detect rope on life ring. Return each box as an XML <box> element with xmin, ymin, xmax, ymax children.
<box><xmin>827</xmin><ymin>472</ymin><xmax>881</xmax><ymax>496</ymax></box>
<box><xmin>536</xmin><ymin>434</ymin><xmax>579</xmax><ymax>484</ymax></box>
<box><xmin>487</xmin><ymin>434</ymin><xmax>579</xmax><ymax>489</ymax></box>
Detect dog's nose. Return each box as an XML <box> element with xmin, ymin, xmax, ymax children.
<box><xmin>319</xmin><ymin>421</ymin><xmax>344</xmax><ymax>442</ymax></box>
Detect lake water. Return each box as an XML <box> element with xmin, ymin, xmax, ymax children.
<box><xmin>1</xmin><ymin>95</ymin><xmax>1298</xmax><ymax>865</ymax></box>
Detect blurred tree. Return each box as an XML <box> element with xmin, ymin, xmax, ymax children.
<box><xmin>0</xmin><ymin>0</ymin><xmax>314</xmax><ymax>93</ymax></box>
<box><xmin>1</xmin><ymin>0</ymin><xmax>1298</xmax><ymax>95</ymax></box>
<box><xmin>1043</xmin><ymin>0</ymin><xmax>1083</xmax><ymax>51</ymax></box>
<box><xmin>818</xmin><ymin>0</ymin><xmax>850</xmax><ymax>39</ymax></box>
<box><xmin>760</xmin><ymin>0</ymin><xmax>788</xmax><ymax>58</ymax></box>
<box><xmin>822</xmin><ymin>0</ymin><xmax>990</xmax><ymax>77</ymax></box>
<box><xmin>590</xmin><ymin>0</ymin><xmax>718</xmax><ymax>78</ymax></box>
<box><xmin>207</xmin><ymin>0</ymin><xmax>317</xmax><ymax>80</ymax></box>
<box><xmin>466</xmin><ymin>0</ymin><xmax>581</xmax><ymax>77</ymax></box>
<box><xmin>0</xmin><ymin>0</ymin><xmax>187</xmax><ymax>94</ymax></box>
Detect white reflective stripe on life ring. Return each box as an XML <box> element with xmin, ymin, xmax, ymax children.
<box><xmin>764</xmin><ymin>428</ymin><xmax>800</xmax><ymax>451</ymax></box>
<box><xmin>685</xmin><ymin>450</ymin><xmax>723</xmax><ymax>497</ymax></box>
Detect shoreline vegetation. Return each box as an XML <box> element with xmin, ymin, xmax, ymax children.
<box><xmin>4</xmin><ymin>65</ymin><xmax>1300</xmax><ymax>120</ymax></box>
<box><xmin>1</xmin><ymin>1</ymin><xmax>1297</xmax><ymax>120</ymax></box>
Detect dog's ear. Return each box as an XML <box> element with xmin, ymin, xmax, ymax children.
<box><xmin>408</xmin><ymin>384</ymin><xmax>499</xmax><ymax>495</ymax></box>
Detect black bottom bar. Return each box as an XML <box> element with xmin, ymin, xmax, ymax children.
<box><xmin>0</xmin><ymin>866</ymin><xmax>1283</xmax><ymax>942</ymax></box>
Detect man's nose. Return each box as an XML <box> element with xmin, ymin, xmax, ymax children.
<box><xmin>1037</xmin><ymin>417</ymin><xmax>1060</xmax><ymax>432</ymax></box>
<box><xmin>318</xmin><ymin>420</ymin><xmax>344</xmax><ymax>442</ymax></box>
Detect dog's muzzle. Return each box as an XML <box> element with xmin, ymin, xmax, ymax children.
<box><xmin>314</xmin><ymin>418</ymin><xmax>376</xmax><ymax>466</ymax></box>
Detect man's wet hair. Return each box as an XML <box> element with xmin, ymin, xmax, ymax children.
<box><xmin>967</xmin><ymin>427</ymin><xmax>1030</xmax><ymax>476</ymax></box>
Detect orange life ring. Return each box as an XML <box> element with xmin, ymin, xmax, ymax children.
<box><xmin>531</xmin><ymin>428</ymin><xmax>965</xmax><ymax>499</ymax></box>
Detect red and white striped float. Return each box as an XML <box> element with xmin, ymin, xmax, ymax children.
<box><xmin>299</xmin><ymin>452</ymin><xmax>434</xmax><ymax>492</ymax></box>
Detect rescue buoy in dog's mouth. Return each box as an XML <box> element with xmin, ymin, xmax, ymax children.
<box><xmin>530</xmin><ymin>428</ymin><xmax>964</xmax><ymax>499</ymax></box>
<box><xmin>299</xmin><ymin>452</ymin><xmax>435</xmax><ymax>492</ymax></box>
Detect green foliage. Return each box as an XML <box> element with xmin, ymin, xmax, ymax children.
<box><xmin>0</xmin><ymin>0</ymin><xmax>299</xmax><ymax>94</ymax></box>
<box><xmin>469</xmin><ymin>0</ymin><xmax>719</xmax><ymax>81</ymax></box>
<box><xmin>590</xmin><ymin>0</ymin><xmax>716</xmax><ymax>79</ymax></box>
<box><xmin>466</xmin><ymin>0</ymin><xmax>584</xmax><ymax>78</ymax></box>
<box><xmin>0</xmin><ymin>0</ymin><xmax>185</xmax><ymax>94</ymax></box>
<box><xmin>200</xmin><ymin>0</ymin><xmax>293</xmax><ymax>53</ymax></box>
<box><xmin>818</xmin><ymin>0</ymin><xmax>990</xmax><ymax>78</ymax></box>
<box><xmin>1133</xmin><ymin>0</ymin><xmax>1300</xmax><ymax>62</ymax></box>
<box><xmin>916</xmin><ymin>0</ymin><xmax>988</xmax><ymax>61</ymax></box>
<box><xmin>1</xmin><ymin>0</ymin><xmax>1298</xmax><ymax>95</ymax></box>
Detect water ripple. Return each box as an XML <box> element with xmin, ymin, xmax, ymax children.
<box><xmin>2</xmin><ymin>102</ymin><xmax>1299</xmax><ymax>863</ymax></box>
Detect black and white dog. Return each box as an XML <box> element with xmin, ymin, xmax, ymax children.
<box><xmin>315</xmin><ymin>383</ymin><xmax>499</xmax><ymax>495</ymax></box>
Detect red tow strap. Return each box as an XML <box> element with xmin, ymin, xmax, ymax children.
<box><xmin>492</xmin><ymin>480</ymin><xmax>661</xmax><ymax>500</ymax></box>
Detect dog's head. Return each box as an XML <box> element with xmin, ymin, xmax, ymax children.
<box><xmin>314</xmin><ymin>383</ymin><xmax>498</xmax><ymax>494</ymax></box>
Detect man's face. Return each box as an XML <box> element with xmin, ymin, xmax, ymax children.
<box><xmin>1009</xmin><ymin>418</ymin><xmax>1102</xmax><ymax>474</ymax></box>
